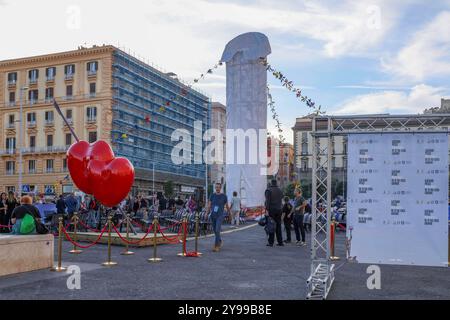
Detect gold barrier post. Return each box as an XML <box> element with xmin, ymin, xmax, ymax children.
<box><xmin>121</xmin><ymin>214</ymin><xmax>134</xmax><ymax>256</ymax></box>
<box><xmin>177</xmin><ymin>217</ymin><xmax>187</xmax><ymax>257</ymax></box>
<box><xmin>51</xmin><ymin>216</ymin><xmax>67</xmax><ymax>272</ymax></box>
<box><xmin>69</xmin><ymin>213</ymin><xmax>82</xmax><ymax>254</ymax></box>
<box><xmin>194</xmin><ymin>212</ymin><xmax>202</xmax><ymax>256</ymax></box>
<box><xmin>330</xmin><ymin>218</ymin><xmax>340</xmax><ymax>261</ymax></box>
<box><xmin>102</xmin><ymin>215</ymin><xmax>117</xmax><ymax>266</ymax></box>
<box><xmin>148</xmin><ymin>216</ymin><xmax>162</xmax><ymax>263</ymax></box>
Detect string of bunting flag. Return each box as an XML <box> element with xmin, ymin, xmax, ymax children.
<box><xmin>260</xmin><ymin>58</ymin><xmax>325</xmax><ymax>116</ymax></box>
<box><xmin>267</xmin><ymin>86</ymin><xmax>285</xmax><ymax>144</ymax></box>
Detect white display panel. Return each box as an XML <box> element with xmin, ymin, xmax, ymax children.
<box><xmin>347</xmin><ymin>133</ymin><xmax>449</xmax><ymax>267</ymax></box>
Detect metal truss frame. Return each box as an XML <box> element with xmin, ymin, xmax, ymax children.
<box><xmin>306</xmin><ymin>113</ymin><xmax>450</xmax><ymax>300</ymax></box>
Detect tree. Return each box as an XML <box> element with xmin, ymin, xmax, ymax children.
<box><xmin>163</xmin><ymin>180</ymin><xmax>174</xmax><ymax>199</ymax></box>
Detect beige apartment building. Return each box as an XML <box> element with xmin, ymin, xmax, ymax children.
<box><xmin>0</xmin><ymin>45</ymin><xmax>113</xmax><ymax>195</ymax></box>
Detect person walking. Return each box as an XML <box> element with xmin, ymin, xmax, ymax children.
<box><xmin>265</xmin><ymin>179</ymin><xmax>284</xmax><ymax>247</ymax></box>
<box><xmin>206</xmin><ymin>183</ymin><xmax>231</xmax><ymax>252</ymax></box>
<box><xmin>229</xmin><ymin>191</ymin><xmax>241</xmax><ymax>227</ymax></box>
<box><xmin>293</xmin><ymin>188</ymin><xmax>307</xmax><ymax>246</ymax></box>
<box><xmin>282</xmin><ymin>196</ymin><xmax>293</xmax><ymax>243</ymax></box>
<box><xmin>56</xmin><ymin>194</ymin><xmax>66</xmax><ymax>217</ymax></box>
<box><xmin>0</xmin><ymin>193</ymin><xmax>8</xmax><ymax>233</ymax></box>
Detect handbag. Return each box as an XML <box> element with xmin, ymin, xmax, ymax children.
<box><xmin>35</xmin><ymin>219</ymin><xmax>49</xmax><ymax>234</ymax></box>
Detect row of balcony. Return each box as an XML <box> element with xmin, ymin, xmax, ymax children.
<box><xmin>7</xmin><ymin>71</ymin><xmax>97</xmax><ymax>87</ymax></box>
<box><xmin>0</xmin><ymin>146</ymin><xmax>70</xmax><ymax>156</ymax></box>
<box><xmin>5</xmin><ymin>168</ymin><xmax>69</xmax><ymax>176</ymax></box>
<box><xmin>5</xmin><ymin>118</ymin><xmax>96</xmax><ymax>129</ymax></box>
<box><xmin>6</xmin><ymin>94</ymin><xmax>98</xmax><ymax>107</ymax></box>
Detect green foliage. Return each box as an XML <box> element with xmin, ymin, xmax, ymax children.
<box><xmin>163</xmin><ymin>180</ymin><xmax>174</xmax><ymax>198</ymax></box>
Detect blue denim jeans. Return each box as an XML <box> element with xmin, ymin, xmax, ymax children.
<box><xmin>211</xmin><ymin>213</ymin><xmax>224</xmax><ymax>247</ymax></box>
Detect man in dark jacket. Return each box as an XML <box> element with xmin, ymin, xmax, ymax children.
<box><xmin>265</xmin><ymin>179</ymin><xmax>284</xmax><ymax>246</ymax></box>
<box><xmin>56</xmin><ymin>194</ymin><xmax>66</xmax><ymax>217</ymax></box>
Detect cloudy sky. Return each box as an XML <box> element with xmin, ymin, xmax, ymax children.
<box><xmin>1</xmin><ymin>0</ymin><xmax>450</xmax><ymax>142</ymax></box>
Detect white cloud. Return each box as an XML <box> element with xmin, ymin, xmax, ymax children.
<box><xmin>381</xmin><ymin>11</ymin><xmax>450</xmax><ymax>81</ymax></box>
<box><xmin>334</xmin><ymin>84</ymin><xmax>444</xmax><ymax>115</ymax></box>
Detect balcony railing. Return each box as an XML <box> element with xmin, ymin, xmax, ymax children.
<box><xmin>8</xmin><ymin>80</ymin><xmax>16</xmax><ymax>86</ymax></box>
<box><xmin>7</xmin><ymin>123</ymin><xmax>15</xmax><ymax>129</ymax></box>
<box><xmin>27</xmin><ymin>121</ymin><xmax>36</xmax><ymax>128</ymax></box>
<box><xmin>6</xmin><ymin>170</ymin><xmax>15</xmax><ymax>176</ymax></box>
<box><xmin>88</xmin><ymin>70</ymin><xmax>97</xmax><ymax>76</ymax></box>
<box><xmin>46</xmin><ymin>76</ymin><xmax>55</xmax><ymax>82</ymax></box>
<box><xmin>86</xmin><ymin>117</ymin><xmax>97</xmax><ymax>123</ymax></box>
<box><xmin>45</xmin><ymin>168</ymin><xmax>54</xmax><ymax>173</ymax></box>
<box><xmin>22</xmin><ymin>146</ymin><xmax>68</xmax><ymax>154</ymax></box>
<box><xmin>8</xmin><ymin>102</ymin><xmax>16</xmax><ymax>107</ymax></box>
<box><xmin>45</xmin><ymin>120</ymin><xmax>54</xmax><ymax>126</ymax></box>
<box><xmin>65</xmin><ymin>74</ymin><xmax>74</xmax><ymax>80</ymax></box>
<box><xmin>28</xmin><ymin>78</ymin><xmax>38</xmax><ymax>85</ymax></box>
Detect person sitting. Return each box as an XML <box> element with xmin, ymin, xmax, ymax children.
<box><xmin>10</xmin><ymin>196</ymin><xmax>42</xmax><ymax>235</ymax></box>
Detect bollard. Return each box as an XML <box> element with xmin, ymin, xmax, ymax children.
<box><xmin>194</xmin><ymin>212</ymin><xmax>202</xmax><ymax>256</ymax></box>
<box><xmin>177</xmin><ymin>217</ymin><xmax>188</xmax><ymax>257</ymax></box>
<box><xmin>102</xmin><ymin>215</ymin><xmax>117</xmax><ymax>266</ymax></box>
<box><xmin>121</xmin><ymin>214</ymin><xmax>134</xmax><ymax>256</ymax></box>
<box><xmin>148</xmin><ymin>216</ymin><xmax>162</xmax><ymax>263</ymax></box>
<box><xmin>51</xmin><ymin>216</ymin><xmax>67</xmax><ymax>272</ymax></box>
<box><xmin>69</xmin><ymin>213</ymin><xmax>82</xmax><ymax>254</ymax></box>
<box><xmin>330</xmin><ymin>219</ymin><xmax>340</xmax><ymax>261</ymax></box>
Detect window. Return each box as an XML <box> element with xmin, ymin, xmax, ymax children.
<box><xmin>46</xmin><ymin>159</ymin><xmax>54</xmax><ymax>173</ymax></box>
<box><xmin>86</xmin><ymin>106</ymin><xmax>97</xmax><ymax>122</ymax></box>
<box><xmin>65</xmin><ymin>64</ymin><xmax>75</xmax><ymax>78</ymax></box>
<box><xmin>47</xmin><ymin>134</ymin><xmax>53</xmax><ymax>148</ymax></box>
<box><xmin>8</xmin><ymin>114</ymin><xmax>15</xmax><ymax>128</ymax></box>
<box><xmin>301</xmin><ymin>142</ymin><xmax>308</xmax><ymax>155</ymax></box>
<box><xmin>6</xmin><ymin>186</ymin><xmax>15</xmax><ymax>193</ymax></box>
<box><xmin>9</xmin><ymin>92</ymin><xmax>15</xmax><ymax>104</ymax></box>
<box><xmin>65</xmin><ymin>133</ymin><xmax>72</xmax><ymax>146</ymax></box>
<box><xmin>28</xmin><ymin>160</ymin><xmax>36</xmax><ymax>173</ymax></box>
<box><xmin>27</xmin><ymin>112</ymin><xmax>36</xmax><ymax>126</ymax></box>
<box><xmin>45</xmin><ymin>111</ymin><xmax>54</xmax><ymax>124</ymax></box>
<box><xmin>29</xmin><ymin>136</ymin><xmax>36</xmax><ymax>149</ymax></box>
<box><xmin>301</xmin><ymin>159</ymin><xmax>308</xmax><ymax>171</ymax></box>
<box><xmin>332</xmin><ymin>157</ymin><xmax>336</xmax><ymax>169</ymax></box>
<box><xmin>87</xmin><ymin>61</ymin><xmax>98</xmax><ymax>75</ymax></box>
<box><xmin>28</xmin><ymin>69</ymin><xmax>39</xmax><ymax>83</ymax></box>
<box><xmin>6</xmin><ymin>161</ymin><xmax>15</xmax><ymax>175</ymax></box>
<box><xmin>28</xmin><ymin>89</ymin><xmax>38</xmax><ymax>103</ymax></box>
<box><xmin>6</xmin><ymin>137</ymin><xmax>16</xmax><ymax>151</ymax></box>
<box><xmin>343</xmin><ymin>157</ymin><xmax>348</xmax><ymax>169</ymax></box>
<box><xmin>63</xmin><ymin>158</ymin><xmax>68</xmax><ymax>172</ymax></box>
<box><xmin>45</xmin><ymin>87</ymin><xmax>54</xmax><ymax>101</ymax></box>
<box><xmin>89</xmin><ymin>83</ymin><xmax>96</xmax><ymax>96</ymax></box>
<box><xmin>8</xmin><ymin>72</ymin><xmax>17</xmax><ymax>84</ymax></box>
<box><xmin>88</xmin><ymin>131</ymin><xmax>97</xmax><ymax>143</ymax></box>
<box><xmin>46</xmin><ymin>67</ymin><xmax>56</xmax><ymax>80</ymax></box>
<box><xmin>66</xmin><ymin>109</ymin><xmax>73</xmax><ymax>123</ymax></box>
<box><xmin>66</xmin><ymin>85</ymin><xmax>73</xmax><ymax>98</ymax></box>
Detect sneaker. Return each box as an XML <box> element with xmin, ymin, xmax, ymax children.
<box><xmin>212</xmin><ymin>246</ymin><xmax>220</xmax><ymax>252</ymax></box>
<box><xmin>300</xmin><ymin>242</ymin><xmax>307</xmax><ymax>246</ymax></box>
<box><xmin>296</xmin><ymin>240</ymin><xmax>301</xmax><ymax>245</ymax></box>
<box><xmin>266</xmin><ymin>243</ymin><xmax>273</xmax><ymax>247</ymax></box>
<box><xmin>219</xmin><ymin>240</ymin><xmax>223</xmax><ymax>248</ymax></box>
<box><xmin>284</xmin><ymin>240</ymin><xmax>291</xmax><ymax>244</ymax></box>
<box><xmin>276</xmin><ymin>243</ymin><xmax>284</xmax><ymax>246</ymax></box>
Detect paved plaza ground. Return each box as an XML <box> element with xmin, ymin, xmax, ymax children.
<box><xmin>0</xmin><ymin>223</ymin><xmax>449</xmax><ymax>300</ymax></box>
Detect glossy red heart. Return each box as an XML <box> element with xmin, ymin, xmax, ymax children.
<box><xmin>67</xmin><ymin>140</ymin><xmax>134</xmax><ymax>207</ymax></box>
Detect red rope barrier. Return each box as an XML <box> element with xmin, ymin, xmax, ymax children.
<box><xmin>158</xmin><ymin>220</ymin><xmax>182</xmax><ymax>232</ymax></box>
<box><xmin>61</xmin><ymin>224</ymin><xmax>108</xmax><ymax>249</ymax></box>
<box><xmin>0</xmin><ymin>224</ymin><xmax>11</xmax><ymax>228</ymax></box>
<box><xmin>112</xmin><ymin>224</ymin><xmax>154</xmax><ymax>245</ymax></box>
<box><xmin>157</xmin><ymin>224</ymin><xmax>183</xmax><ymax>244</ymax></box>
<box><xmin>77</xmin><ymin>219</ymin><xmax>102</xmax><ymax>232</ymax></box>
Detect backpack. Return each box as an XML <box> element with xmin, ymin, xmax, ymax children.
<box><xmin>19</xmin><ymin>213</ymin><xmax>36</xmax><ymax>234</ymax></box>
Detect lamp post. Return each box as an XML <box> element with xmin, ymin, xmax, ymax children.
<box><xmin>18</xmin><ymin>86</ymin><xmax>29</xmax><ymax>195</ymax></box>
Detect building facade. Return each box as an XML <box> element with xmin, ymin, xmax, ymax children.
<box><xmin>0</xmin><ymin>45</ymin><xmax>210</xmax><ymax>196</ymax></box>
<box><xmin>209</xmin><ymin>102</ymin><xmax>226</xmax><ymax>186</ymax></box>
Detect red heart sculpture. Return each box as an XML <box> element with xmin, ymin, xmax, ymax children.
<box><xmin>67</xmin><ymin>140</ymin><xmax>135</xmax><ymax>207</ymax></box>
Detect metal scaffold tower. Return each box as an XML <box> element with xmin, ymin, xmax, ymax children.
<box><xmin>307</xmin><ymin>113</ymin><xmax>450</xmax><ymax>300</ymax></box>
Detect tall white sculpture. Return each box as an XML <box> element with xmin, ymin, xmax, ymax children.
<box><xmin>221</xmin><ymin>32</ymin><xmax>271</xmax><ymax>208</ymax></box>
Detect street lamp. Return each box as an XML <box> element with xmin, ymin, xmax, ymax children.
<box><xmin>18</xmin><ymin>86</ymin><xmax>29</xmax><ymax>195</ymax></box>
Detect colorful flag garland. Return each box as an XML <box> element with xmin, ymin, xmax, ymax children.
<box><xmin>260</xmin><ymin>58</ymin><xmax>324</xmax><ymax>116</ymax></box>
